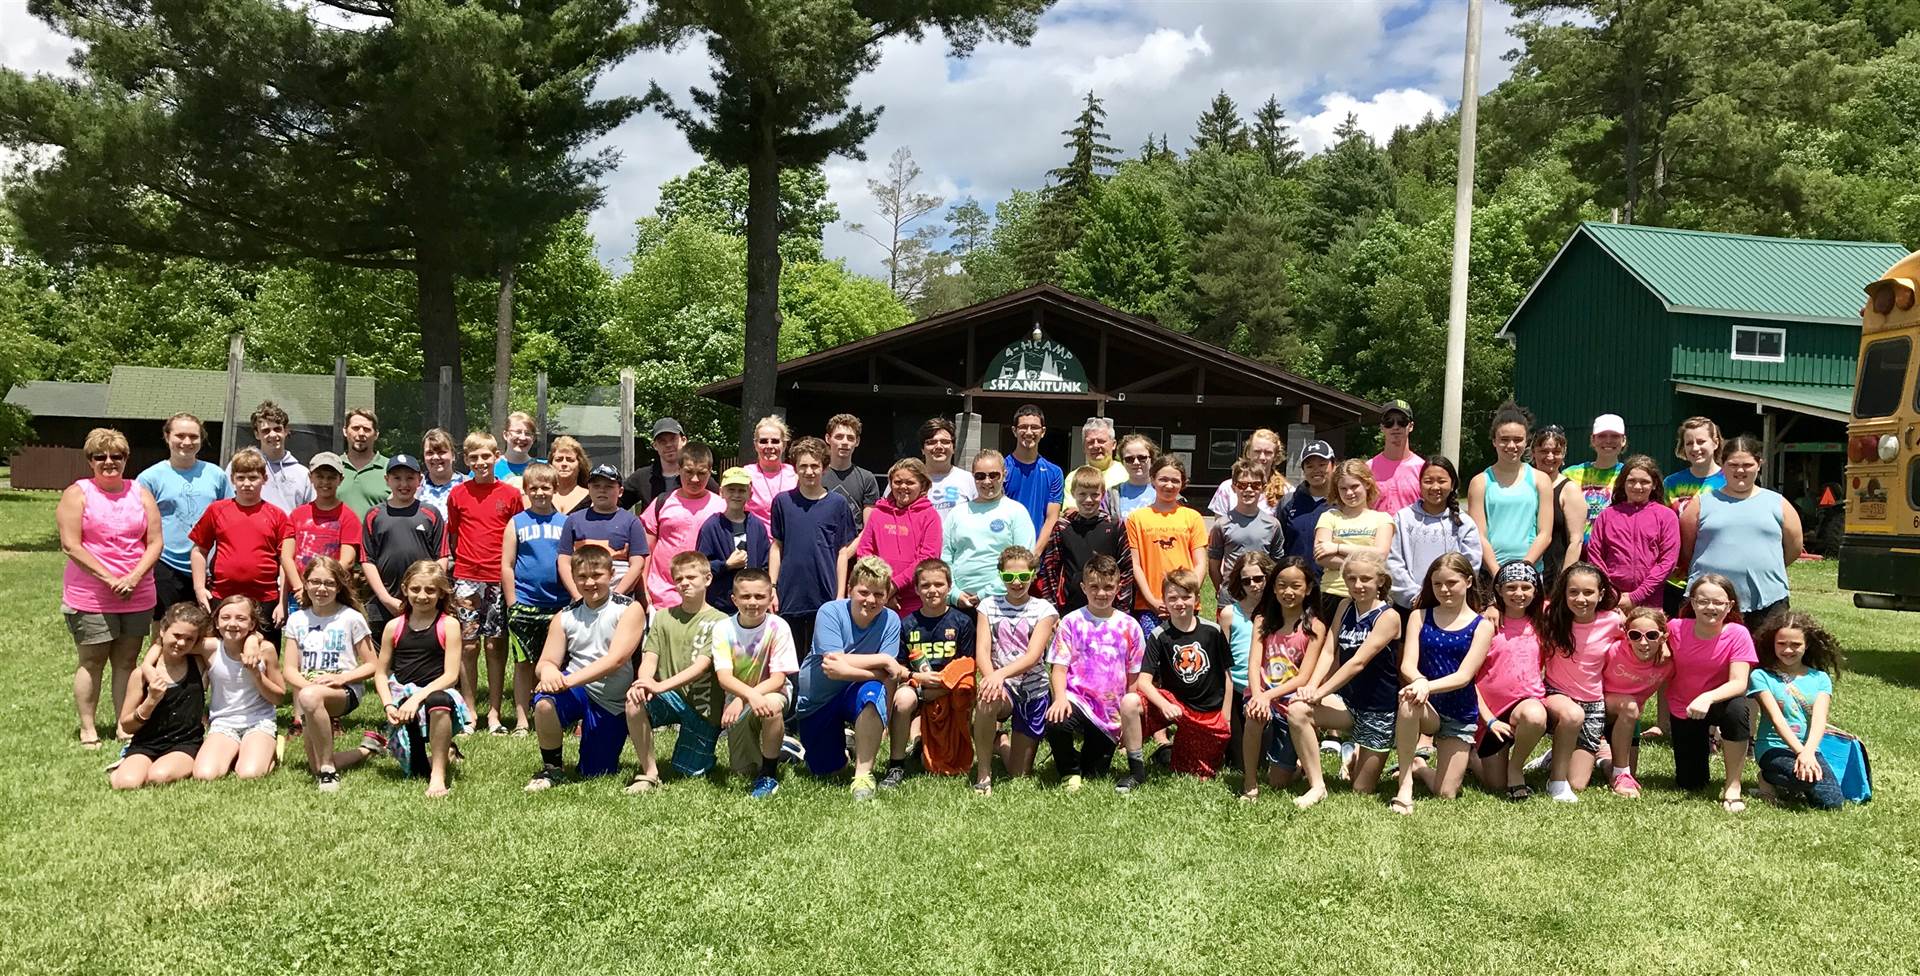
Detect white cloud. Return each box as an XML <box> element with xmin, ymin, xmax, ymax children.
<box><xmin>1055</xmin><ymin>27</ymin><xmax>1211</xmax><ymax>96</ymax></box>
<box><xmin>1296</xmin><ymin>88</ymin><xmax>1451</xmax><ymax>154</ymax></box>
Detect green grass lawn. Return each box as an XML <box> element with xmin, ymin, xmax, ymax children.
<box><xmin>4</xmin><ymin>488</ymin><xmax>1919</xmax><ymax>974</ymax></box>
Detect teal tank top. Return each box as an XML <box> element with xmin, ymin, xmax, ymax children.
<box><xmin>1481</xmin><ymin>465</ymin><xmax>1540</xmax><ymax>566</ymax></box>
<box><xmin>1224</xmin><ymin>602</ymin><xmax>1253</xmax><ymax>690</ymax></box>
<box><xmin>1691</xmin><ymin>487</ymin><xmax>1790</xmax><ymax>611</ymax></box>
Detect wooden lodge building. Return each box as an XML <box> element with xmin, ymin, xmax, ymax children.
<box><xmin>699</xmin><ymin>285</ymin><xmax>1382</xmax><ymax>494</ymax></box>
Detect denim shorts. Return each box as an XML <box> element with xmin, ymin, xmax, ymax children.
<box><xmin>1435</xmin><ymin>714</ymin><xmax>1477</xmax><ymax>744</ymax></box>
<box><xmin>1261</xmin><ymin>716</ymin><xmax>1298</xmax><ymax>771</ymax></box>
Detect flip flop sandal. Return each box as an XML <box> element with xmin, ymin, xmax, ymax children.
<box><xmin>972</xmin><ymin>779</ymin><xmax>993</xmax><ymax>796</ymax></box>
<box><xmin>1721</xmin><ymin>797</ymin><xmax>1747</xmax><ymax>814</ymax></box>
<box><xmin>624</xmin><ymin>774</ymin><xmax>661</xmax><ymax>795</ymax></box>
<box><xmin>1505</xmin><ymin>784</ymin><xmax>1533</xmax><ymax>802</ymax></box>
<box><xmin>1389</xmin><ymin>797</ymin><xmax>1415</xmax><ymax>815</ymax></box>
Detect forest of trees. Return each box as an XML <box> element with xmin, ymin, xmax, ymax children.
<box><xmin>4</xmin><ymin>0</ymin><xmax>1919</xmax><ymax>463</ymax></box>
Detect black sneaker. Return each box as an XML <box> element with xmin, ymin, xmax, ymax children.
<box><xmin>315</xmin><ymin>769</ymin><xmax>342</xmax><ymax>793</ymax></box>
<box><xmin>1151</xmin><ymin>746</ymin><xmax>1173</xmax><ymax>768</ymax></box>
<box><xmin>1114</xmin><ymin>771</ymin><xmax>1144</xmax><ymax>795</ymax></box>
<box><xmin>879</xmin><ymin>765</ymin><xmax>908</xmax><ymax>790</ymax></box>
<box><xmin>524</xmin><ymin>764</ymin><xmax>564</xmax><ymax>793</ymax></box>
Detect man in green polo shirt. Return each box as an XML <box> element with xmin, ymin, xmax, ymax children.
<box><xmin>337</xmin><ymin>406</ymin><xmax>391</xmax><ymax>516</ymax></box>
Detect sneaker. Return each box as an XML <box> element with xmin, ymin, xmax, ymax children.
<box><xmin>1612</xmin><ymin>771</ymin><xmax>1642</xmax><ymax>798</ymax></box>
<box><xmin>1114</xmin><ymin>772</ymin><xmax>1143</xmax><ymax>795</ymax></box>
<box><xmin>1524</xmin><ymin>748</ymin><xmax>1553</xmax><ymax>773</ymax></box>
<box><xmin>316</xmin><ymin>769</ymin><xmax>342</xmax><ymax>793</ymax></box>
<box><xmin>358</xmin><ymin>730</ymin><xmax>388</xmax><ymax>756</ymax></box>
<box><xmin>1320</xmin><ymin>738</ymin><xmax>1341</xmax><ymax>755</ymax></box>
<box><xmin>1151</xmin><ymin>747</ymin><xmax>1173</xmax><ymax>768</ymax></box>
<box><xmin>879</xmin><ymin>765</ymin><xmax>908</xmax><ymax>790</ymax></box>
<box><xmin>524</xmin><ymin>765</ymin><xmax>563</xmax><ymax>793</ymax></box>
<box><xmin>1063</xmin><ymin>774</ymin><xmax>1084</xmax><ymax>793</ymax></box>
<box><xmin>749</xmin><ymin>776</ymin><xmax>780</xmax><ymax>800</ymax></box>
<box><xmin>780</xmin><ymin>736</ymin><xmax>806</xmax><ymax>765</ymax></box>
<box><xmin>851</xmin><ymin>772</ymin><xmax>876</xmax><ymax>801</ymax></box>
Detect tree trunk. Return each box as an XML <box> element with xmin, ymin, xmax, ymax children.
<box><xmin>492</xmin><ymin>259</ymin><xmax>517</xmax><ymax>440</ymax></box>
<box><xmin>738</xmin><ymin>126</ymin><xmax>784</xmax><ymax>463</ymax></box>
<box><xmin>416</xmin><ymin>240</ymin><xmax>465</xmax><ymax>436</ymax></box>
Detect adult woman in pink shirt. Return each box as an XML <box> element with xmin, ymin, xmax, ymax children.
<box><xmin>58</xmin><ymin>427</ymin><xmax>163</xmax><ymax>748</ymax></box>
<box><xmin>746</xmin><ymin>415</ymin><xmax>796</xmax><ymax>527</ymax></box>
<box><xmin>1584</xmin><ymin>456</ymin><xmax>1679</xmax><ymax>612</ymax></box>
<box><xmin>856</xmin><ymin>459</ymin><xmax>943</xmax><ymax>614</ymax></box>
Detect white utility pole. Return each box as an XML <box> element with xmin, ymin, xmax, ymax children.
<box><xmin>1440</xmin><ymin>0</ymin><xmax>1483</xmax><ymax>463</ymax></box>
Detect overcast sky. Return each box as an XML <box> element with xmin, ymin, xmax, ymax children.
<box><xmin>1</xmin><ymin>0</ymin><xmax>1521</xmax><ymax>278</ymax></box>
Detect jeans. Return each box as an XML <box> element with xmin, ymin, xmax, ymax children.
<box><xmin>1046</xmin><ymin>710</ymin><xmax>1118</xmax><ymax>778</ymax></box>
<box><xmin>1671</xmin><ymin>696</ymin><xmax>1752</xmax><ymax>791</ymax></box>
<box><xmin>1757</xmin><ymin>747</ymin><xmax>1845</xmax><ymax>810</ymax></box>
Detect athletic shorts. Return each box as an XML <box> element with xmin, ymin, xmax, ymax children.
<box><xmin>506</xmin><ymin>603</ymin><xmax>562</xmax><ymax>664</ymax></box>
<box><xmin>643</xmin><ymin>690</ymin><xmax>719</xmax><ymax>777</ymax></box>
<box><xmin>453</xmin><ymin>579</ymin><xmax>505</xmax><ymax>640</ymax></box>
<box><xmin>63</xmin><ymin>606</ymin><xmax>151</xmax><ymax>645</ymax></box>
<box><xmin>1348</xmin><ymin>706</ymin><xmax>1396</xmax><ymax>753</ymax></box>
<box><xmin>1006</xmin><ymin>687</ymin><xmax>1049</xmax><ymax>740</ymax></box>
<box><xmin>126</xmin><ymin>738</ymin><xmax>201</xmax><ymax>761</ymax></box>
<box><xmin>153</xmin><ymin>562</ymin><xmax>193</xmax><ymax>620</ymax></box>
<box><xmin>208</xmin><ymin>716</ymin><xmax>277</xmax><ymax>742</ymax></box>
<box><xmin>1545</xmin><ymin>686</ymin><xmax>1605</xmax><ymax>753</ymax></box>
<box><xmin>1140</xmin><ymin>697</ymin><xmax>1232</xmax><ymax>777</ymax></box>
<box><xmin>537</xmin><ymin>685</ymin><xmax>630</xmax><ymax>778</ymax></box>
<box><xmin>794</xmin><ymin>680</ymin><xmax>888</xmax><ymax>776</ymax></box>
<box><xmin>724</xmin><ymin>688</ymin><xmax>791</xmax><ymax>776</ymax></box>
<box><xmin>1261</xmin><ymin>715</ymin><xmax>1298</xmax><ymax>771</ymax></box>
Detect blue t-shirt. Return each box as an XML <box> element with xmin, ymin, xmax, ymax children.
<box><xmin>560</xmin><ymin>507</ymin><xmax>647</xmax><ymax>563</ymax></box>
<box><xmin>770</xmin><ymin>490</ymin><xmax>856</xmax><ymax>615</ymax></box>
<box><xmin>137</xmin><ymin>459</ymin><xmax>232</xmax><ymax>572</ymax></box>
<box><xmin>1749</xmin><ymin>667</ymin><xmax>1834</xmax><ymax>756</ymax></box>
<box><xmin>510</xmin><ymin>509</ymin><xmax>570</xmax><ymax>607</ymax></box>
<box><xmin>493</xmin><ymin>457</ymin><xmax>545</xmax><ymax>480</ymax></box>
<box><xmin>792</xmin><ymin>598</ymin><xmax>902</xmax><ymax>718</ymax></box>
<box><xmin>1004</xmin><ymin>454</ymin><xmax>1064</xmax><ymax>539</ymax></box>
<box><xmin>1112</xmin><ymin>481</ymin><xmax>1154</xmax><ymax>523</ymax></box>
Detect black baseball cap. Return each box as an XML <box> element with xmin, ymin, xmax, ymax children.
<box><xmin>1299</xmin><ymin>440</ymin><xmax>1336</xmax><ymax>463</ymax></box>
<box><xmin>587</xmin><ymin>463</ymin><xmax>622</xmax><ymax>483</ymax></box>
<box><xmin>386</xmin><ymin>454</ymin><xmax>422</xmax><ymax>474</ymax></box>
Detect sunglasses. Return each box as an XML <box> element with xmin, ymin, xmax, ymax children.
<box><xmin>1122</xmin><ymin>454</ymin><xmax>1151</xmax><ymax>463</ymax></box>
<box><xmin>1382</xmin><ymin>418</ymin><xmax>1410</xmax><ymax>429</ymax></box>
<box><xmin>973</xmin><ymin>472</ymin><xmax>1003</xmax><ymax>482</ymax></box>
<box><xmin>998</xmin><ymin>570</ymin><xmax>1035</xmax><ymax>583</ymax></box>
<box><xmin>1240</xmin><ymin>574</ymin><xmax>1267</xmax><ymax>584</ymax></box>
<box><xmin>756</xmin><ymin>438</ymin><xmax>783</xmax><ymax>445</ymax></box>
<box><xmin>88</xmin><ymin>452</ymin><xmax>127</xmax><ymax>462</ymax></box>
<box><xmin>1626</xmin><ymin>630</ymin><xmax>1660</xmax><ymax>642</ymax></box>
<box><xmin>1538</xmin><ymin>424</ymin><xmax>1566</xmax><ymax>436</ymax></box>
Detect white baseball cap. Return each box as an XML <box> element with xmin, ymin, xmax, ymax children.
<box><xmin>1592</xmin><ymin>413</ymin><xmax>1626</xmax><ymax>436</ymax></box>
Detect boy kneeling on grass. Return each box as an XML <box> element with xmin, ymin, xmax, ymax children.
<box><xmin>789</xmin><ymin>556</ymin><xmax>907</xmax><ymax>801</ymax></box>
<box><xmin>712</xmin><ymin>568</ymin><xmax>799</xmax><ymax>800</ymax></box>
<box><xmin>525</xmin><ymin>546</ymin><xmax>649</xmax><ymax>793</ymax></box>
<box><xmin>1043</xmin><ymin>554</ymin><xmax>1146</xmax><ymax>793</ymax></box>
<box><xmin>1120</xmin><ymin>568</ymin><xmax>1234</xmax><ymax>786</ymax></box>
<box><xmin>624</xmin><ymin>551</ymin><xmax>729</xmax><ymax>794</ymax></box>
<box><xmin>882</xmin><ymin>558</ymin><xmax>978</xmax><ymax>788</ymax></box>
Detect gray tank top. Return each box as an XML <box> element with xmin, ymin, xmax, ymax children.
<box><xmin>208</xmin><ymin>642</ymin><xmax>277</xmax><ymax>726</ymax></box>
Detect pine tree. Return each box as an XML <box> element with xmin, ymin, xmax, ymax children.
<box><xmin>1304</xmin><ymin>114</ymin><xmax>1394</xmax><ymax>251</ymax></box>
<box><xmin>1251</xmin><ymin>96</ymin><xmax>1303</xmax><ymax>176</ymax></box>
<box><xmin>1049</xmin><ymin>91</ymin><xmax>1120</xmax><ymax>204</ymax></box>
<box><xmin>1191</xmin><ymin>90</ymin><xmax>1251</xmax><ymax>154</ymax></box>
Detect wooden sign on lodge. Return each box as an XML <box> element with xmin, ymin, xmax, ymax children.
<box><xmin>980</xmin><ymin>337</ymin><xmax>1089</xmax><ymax>394</ymax></box>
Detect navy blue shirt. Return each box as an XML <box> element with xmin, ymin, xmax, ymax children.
<box><xmin>770</xmin><ymin>490</ymin><xmax>856</xmax><ymax>615</ymax></box>
<box><xmin>1279</xmin><ymin>488</ymin><xmax>1332</xmax><ymax>575</ymax></box>
<box><xmin>901</xmin><ymin>605</ymin><xmax>975</xmax><ymax>673</ymax></box>
<box><xmin>560</xmin><ymin>507</ymin><xmax>647</xmax><ymax>562</ymax></box>
<box><xmin>695</xmin><ymin>510</ymin><xmax>771</xmax><ymax>614</ymax></box>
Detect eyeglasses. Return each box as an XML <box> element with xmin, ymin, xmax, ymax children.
<box><xmin>998</xmin><ymin>570</ymin><xmax>1035</xmax><ymax>583</ymax></box>
<box><xmin>1691</xmin><ymin>598</ymin><xmax>1729</xmax><ymax>609</ymax></box>
<box><xmin>1122</xmin><ymin>454</ymin><xmax>1151</xmax><ymax>463</ymax></box>
<box><xmin>973</xmin><ymin>472</ymin><xmax>1003</xmax><ymax>482</ymax></box>
<box><xmin>88</xmin><ymin>453</ymin><xmax>127</xmax><ymax>463</ymax></box>
<box><xmin>1382</xmin><ymin>418</ymin><xmax>1410</xmax><ymax>429</ymax></box>
<box><xmin>1626</xmin><ymin>630</ymin><xmax>1660</xmax><ymax>642</ymax></box>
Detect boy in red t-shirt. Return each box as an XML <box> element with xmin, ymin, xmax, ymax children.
<box><xmin>189</xmin><ymin>448</ymin><xmax>293</xmax><ymax>642</ymax></box>
<box><xmin>281</xmin><ymin>451</ymin><xmax>364</xmax><ymax>613</ymax></box>
<box><xmin>445</xmin><ymin>431</ymin><xmax>524</xmax><ymax>733</ymax></box>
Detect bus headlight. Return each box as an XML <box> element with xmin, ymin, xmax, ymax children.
<box><xmin>1880</xmin><ymin>434</ymin><xmax>1900</xmax><ymax>461</ymax></box>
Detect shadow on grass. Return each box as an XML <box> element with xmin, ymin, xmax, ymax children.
<box><xmin>1847</xmin><ymin>649</ymin><xmax>1920</xmax><ymax>692</ymax></box>
<box><xmin>0</xmin><ymin>530</ymin><xmax>60</xmax><ymax>553</ymax></box>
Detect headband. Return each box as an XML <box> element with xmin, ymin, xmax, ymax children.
<box><xmin>1495</xmin><ymin>561</ymin><xmax>1541</xmax><ymax>588</ymax></box>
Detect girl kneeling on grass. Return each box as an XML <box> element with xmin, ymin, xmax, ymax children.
<box><xmin>1286</xmin><ymin>550</ymin><xmax>1401</xmax><ymax>809</ymax></box>
<box><xmin>1601</xmin><ymin>605</ymin><xmax>1673</xmax><ymax>798</ymax></box>
<box><xmin>1540</xmin><ymin>562</ymin><xmax>1622</xmax><ymax>803</ymax></box>
<box><xmin>112</xmin><ymin>603</ymin><xmax>214</xmax><ymax>790</ymax></box>
<box><xmin>376</xmin><ymin>560</ymin><xmax>469</xmax><ymax>798</ymax></box>
<box><xmin>1667</xmin><ymin>574</ymin><xmax>1756</xmax><ymax>813</ymax></box>
<box><xmin>193</xmin><ymin>596</ymin><xmax>284</xmax><ymax>781</ymax></box>
<box><xmin>1390</xmin><ymin>553</ymin><xmax>1493</xmax><ymax>814</ymax></box>
<box><xmin>282</xmin><ymin>555</ymin><xmax>383</xmax><ymax>792</ymax></box>
<box><xmin>1473</xmin><ymin>561</ymin><xmax>1549</xmax><ymax>800</ymax></box>
<box><xmin>1239</xmin><ymin>556</ymin><xmax>1325</xmax><ymax>801</ymax></box>
<box><xmin>1749</xmin><ymin>612</ymin><xmax>1846</xmax><ymax>810</ymax></box>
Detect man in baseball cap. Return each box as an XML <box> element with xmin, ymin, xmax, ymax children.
<box><xmin>1369</xmin><ymin>399</ymin><xmax>1423</xmax><ymax>515</ymax></box>
<box><xmin>1281</xmin><ymin>440</ymin><xmax>1339</xmax><ymax>569</ymax></box>
<box><xmin>620</xmin><ymin>416</ymin><xmax>716</xmax><ymax>510</ymax></box>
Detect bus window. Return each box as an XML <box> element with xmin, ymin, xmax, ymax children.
<box><xmin>1855</xmin><ymin>336</ymin><xmax>1909</xmax><ymax>416</ymax></box>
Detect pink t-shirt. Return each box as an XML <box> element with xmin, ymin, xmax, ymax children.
<box><xmin>1045</xmin><ymin>607</ymin><xmax>1145</xmax><ymax>739</ymax></box>
<box><xmin>1259</xmin><ymin>626</ymin><xmax>1313</xmax><ymax>691</ymax></box>
<box><xmin>63</xmin><ymin>478</ymin><xmax>158</xmax><ymax>614</ymax></box>
<box><xmin>1602</xmin><ymin>637</ymin><xmax>1673</xmax><ymax>704</ymax></box>
<box><xmin>639</xmin><ymin>488</ymin><xmax>728</xmax><ymax>609</ymax></box>
<box><xmin>1541</xmin><ymin>610</ymin><xmax>1621</xmax><ymax>702</ymax></box>
<box><xmin>1664</xmin><ymin>619</ymin><xmax>1757</xmax><ymax>719</ymax></box>
<box><xmin>1477</xmin><ymin>616</ymin><xmax>1545</xmax><ymax>718</ymax></box>
<box><xmin>746</xmin><ymin>463</ymin><xmax>796</xmax><ymax>528</ymax></box>
<box><xmin>1369</xmin><ymin>452</ymin><xmax>1424</xmax><ymax>514</ymax></box>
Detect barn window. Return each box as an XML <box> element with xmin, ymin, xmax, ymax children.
<box><xmin>1731</xmin><ymin>325</ymin><xmax>1786</xmax><ymax>363</ymax></box>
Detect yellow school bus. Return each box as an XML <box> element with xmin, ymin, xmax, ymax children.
<box><xmin>1842</xmin><ymin>250</ymin><xmax>1920</xmax><ymax>609</ymax></box>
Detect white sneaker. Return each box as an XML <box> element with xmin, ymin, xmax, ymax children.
<box><xmin>1524</xmin><ymin>748</ymin><xmax>1553</xmax><ymax>773</ymax></box>
<box><xmin>1546</xmin><ymin>780</ymin><xmax>1579</xmax><ymax>804</ymax></box>
<box><xmin>1320</xmin><ymin>738</ymin><xmax>1341</xmax><ymax>755</ymax></box>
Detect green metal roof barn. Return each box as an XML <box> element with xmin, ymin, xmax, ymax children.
<box><xmin>1501</xmin><ymin>222</ymin><xmax>1907</xmax><ymax>497</ymax></box>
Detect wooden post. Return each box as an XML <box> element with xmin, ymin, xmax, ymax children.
<box><xmin>535</xmin><ymin>371</ymin><xmax>549</xmax><ymax>457</ymax></box>
<box><xmin>332</xmin><ymin>356</ymin><xmax>348</xmax><ymax>454</ymax></box>
<box><xmin>437</xmin><ymin>366</ymin><xmax>454</xmax><ymax>433</ymax></box>
<box><xmin>1762</xmin><ymin>408</ymin><xmax>1778</xmax><ymax>491</ymax></box>
<box><xmin>220</xmin><ymin>333</ymin><xmax>245</xmax><ymax>464</ymax></box>
<box><xmin>619</xmin><ymin>368</ymin><xmax>635</xmax><ymax>474</ymax></box>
